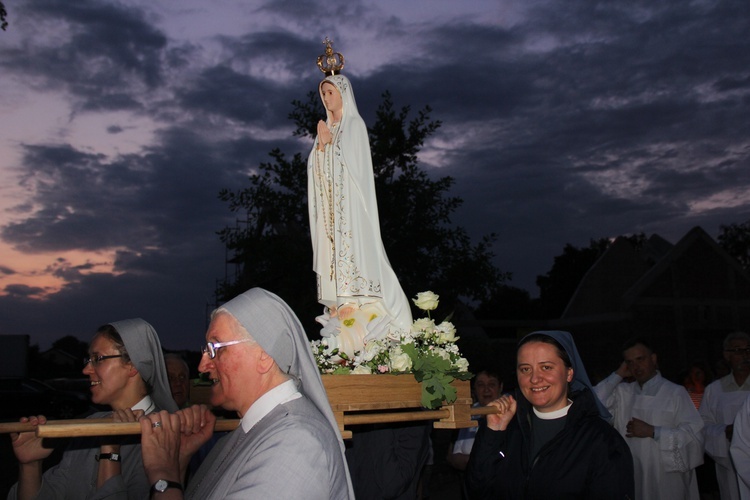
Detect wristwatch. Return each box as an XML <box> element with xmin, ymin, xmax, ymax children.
<box><xmin>95</xmin><ymin>453</ymin><xmax>121</xmax><ymax>462</ymax></box>
<box><xmin>151</xmin><ymin>479</ymin><xmax>183</xmax><ymax>494</ymax></box>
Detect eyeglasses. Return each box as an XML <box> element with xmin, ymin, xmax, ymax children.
<box><xmin>724</xmin><ymin>347</ymin><xmax>750</xmax><ymax>355</ymax></box>
<box><xmin>201</xmin><ymin>338</ymin><xmax>253</xmax><ymax>359</ymax></box>
<box><xmin>84</xmin><ymin>354</ymin><xmax>124</xmax><ymax>367</ymax></box>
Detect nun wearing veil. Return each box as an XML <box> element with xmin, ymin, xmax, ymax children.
<box><xmin>8</xmin><ymin>319</ymin><xmax>177</xmax><ymax>500</ymax></box>
<box><xmin>466</xmin><ymin>331</ymin><xmax>634</xmax><ymax>499</ymax></box>
<box><xmin>139</xmin><ymin>288</ymin><xmax>353</xmax><ymax>500</ymax></box>
<box><xmin>307</xmin><ymin>69</ymin><xmax>413</xmax><ymax>353</ymax></box>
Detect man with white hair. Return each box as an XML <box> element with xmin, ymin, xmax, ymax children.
<box><xmin>139</xmin><ymin>288</ymin><xmax>353</xmax><ymax>499</ymax></box>
<box><xmin>700</xmin><ymin>331</ymin><xmax>750</xmax><ymax>500</ymax></box>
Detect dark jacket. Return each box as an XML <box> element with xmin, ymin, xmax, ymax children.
<box><xmin>345</xmin><ymin>421</ymin><xmax>431</xmax><ymax>500</ymax></box>
<box><xmin>466</xmin><ymin>388</ymin><xmax>634</xmax><ymax>500</ymax></box>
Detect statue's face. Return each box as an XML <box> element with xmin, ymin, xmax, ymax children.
<box><xmin>321</xmin><ymin>82</ymin><xmax>343</xmax><ymax>116</ymax></box>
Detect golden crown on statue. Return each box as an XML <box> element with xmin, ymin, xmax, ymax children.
<box><xmin>317</xmin><ymin>37</ymin><xmax>345</xmax><ymax>75</ymax></box>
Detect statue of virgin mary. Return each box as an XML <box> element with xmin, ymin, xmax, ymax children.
<box><xmin>307</xmin><ymin>42</ymin><xmax>412</xmax><ymax>357</ymax></box>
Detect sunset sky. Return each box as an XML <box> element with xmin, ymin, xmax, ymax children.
<box><xmin>1</xmin><ymin>0</ymin><xmax>748</xmax><ymax>351</ymax></box>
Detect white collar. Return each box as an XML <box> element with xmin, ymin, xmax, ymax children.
<box><xmin>533</xmin><ymin>400</ymin><xmax>573</xmax><ymax>420</ymax></box>
<box><xmin>132</xmin><ymin>395</ymin><xmax>156</xmax><ymax>414</ymax></box>
<box><xmin>241</xmin><ymin>379</ymin><xmax>301</xmax><ymax>433</ymax></box>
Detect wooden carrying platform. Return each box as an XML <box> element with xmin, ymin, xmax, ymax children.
<box><xmin>1</xmin><ymin>374</ymin><xmax>479</xmax><ymax>439</ymax></box>
<box><xmin>322</xmin><ymin>374</ymin><xmax>474</xmax><ymax>438</ymax></box>
<box><xmin>194</xmin><ymin>374</ymin><xmax>476</xmax><ymax>439</ymax></box>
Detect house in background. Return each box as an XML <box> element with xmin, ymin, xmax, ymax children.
<box><xmin>560</xmin><ymin>226</ymin><xmax>750</xmax><ymax>381</ymax></box>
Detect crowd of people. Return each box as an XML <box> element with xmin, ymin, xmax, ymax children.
<box><xmin>5</xmin><ymin>290</ymin><xmax>750</xmax><ymax>499</ymax></box>
<box><xmin>451</xmin><ymin>331</ymin><xmax>750</xmax><ymax>500</ymax></box>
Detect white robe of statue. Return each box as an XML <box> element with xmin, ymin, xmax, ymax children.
<box><xmin>307</xmin><ymin>74</ymin><xmax>412</xmax><ymax>355</ymax></box>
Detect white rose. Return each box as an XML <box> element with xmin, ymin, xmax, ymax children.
<box><xmin>433</xmin><ymin>347</ymin><xmax>451</xmax><ymax>361</ymax></box>
<box><xmin>389</xmin><ymin>347</ymin><xmax>413</xmax><ymax>372</ymax></box>
<box><xmin>412</xmin><ymin>291</ymin><xmax>439</xmax><ymax>311</ymax></box>
<box><xmin>436</xmin><ymin>321</ymin><xmax>457</xmax><ymax>344</ymax></box>
<box><xmin>411</xmin><ymin>318</ymin><xmax>436</xmax><ymax>335</ymax></box>
<box><xmin>454</xmin><ymin>357</ymin><xmax>469</xmax><ymax>372</ymax></box>
<box><xmin>362</xmin><ymin>340</ymin><xmax>384</xmax><ymax>362</ymax></box>
<box><xmin>352</xmin><ymin>364</ymin><xmax>373</xmax><ymax>375</ymax></box>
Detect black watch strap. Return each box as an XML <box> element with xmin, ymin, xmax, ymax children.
<box><xmin>151</xmin><ymin>479</ymin><xmax>183</xmax><ymax>493</ymax></box>
<box><xmin>95</xmin><ymin>453</ymin><xmax>121</xmax><ymax>462</ymax></box>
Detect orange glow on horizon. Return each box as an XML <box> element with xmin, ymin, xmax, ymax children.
<box><xmin>0</xmin><ymin>242</ymin><xmax>124</xmax><ymax>300</ymax></box>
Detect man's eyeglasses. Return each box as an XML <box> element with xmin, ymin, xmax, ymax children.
<box><xmin>84</xmin><ymin>354</ymin><xmax>124</xmax><ymax>367</ymax></box>
<box><xmin>724</xmin><ymin>347</ymin><xmax>750</xmax><ymax>355</ymax></box>
<box><xmin>201</xmin><ymin>338</ymin><xmax>253</xmax><ymax>359</ymax></box>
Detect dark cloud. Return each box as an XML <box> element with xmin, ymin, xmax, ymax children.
<box><xmin>4</xmin><ymin>284</ymin><xmax>46</xmax><ymax>298</ymax></box>
<box><xmin>5</xmin><ymin>0</ymin><xmax>168</xmax><ymax>111</ymax></box>
<box><xmin>1</xmin><ymin>0</ymin><xmax>749</xmax><ymax>349</ymax></box>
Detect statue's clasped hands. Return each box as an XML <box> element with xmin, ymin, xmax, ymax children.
<box><xmin>317</xmin><ymin>120</ymin><xmax>333</xmax><ymax>151</ymax></box>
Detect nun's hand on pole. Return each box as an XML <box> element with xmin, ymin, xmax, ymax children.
<box><xmin>140</xmin><ymin>411</ymin><xmax>182</xmax><ymax>485</ymax></box>
<box><xmin>486</xmin><ymin>395</ymin><xmax>516</xmax><ymax>432</ymax></box>
<box><xmin>10</xmin><ymin>415</ymin><xmax>53</xmax><ymax>464</ymax></box>
<box><xmin>175</xmin><ymin>404</ymin><xmax>216</xmax><ymax>472</ymax></box>
<box><xmin>101</xmin><ymin>408</ymin><xmax>145</xmax><ymax>449</ymax></box>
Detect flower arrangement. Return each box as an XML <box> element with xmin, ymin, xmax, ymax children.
<box><xmin>311</xmin><ymin>291</ymin><xmax>472</xmax><ymax>409</ymax></box>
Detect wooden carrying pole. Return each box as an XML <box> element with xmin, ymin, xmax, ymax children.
<box><xmin>0</xmin><ymin>419</ymin><xmax>241</xmax><ymax>437</ymax></box>
<box><xmin>0</xmin><ymin>406</ymin><xmax>500</xmax><ymax>439</ymax></box>
<box><xmin>0</xmin><ymin>376</ymin><xmax>498</xmax><ymax>439</ymax></box>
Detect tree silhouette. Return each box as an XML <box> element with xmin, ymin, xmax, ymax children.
<box><xmin>1</xmin><ymin>1</ymin><xmax>8</xmax><ymax>31</ymax></box>
<box><xmin>534</xmin><ymin>234</ymin><xmax>647</xmax><ymax>318</ymax></box>
<box><xmin>718</xmin><ymin>220</ymin><xmax>750</xmax><ymax>272</ymax></box>
<box><xmin>216</xmin><ymin>90</ymin><xmax>508</xmax><ymax>332</ymax></box>
<box><xmin>52</xmin><ymin>335</ymin><xmax>89</xmax><ymax>359</ymax></box>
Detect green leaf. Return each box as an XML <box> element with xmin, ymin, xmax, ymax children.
<box><xmin>419</xmin><ymin>372</ymin><xmax>459</xmax><ymax>409</ymax></box>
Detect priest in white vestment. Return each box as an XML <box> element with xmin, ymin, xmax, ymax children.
<box><xmin>730</xmin><ymin>394</ymin><xmax>750</xmax><ymax>500</ymax></box>
<box><xmin>595</xmin><ymin>338</ymin><xmax>704</xmax><ymax>500</ymax></box>
<box><xmin>700</xmin><ymin>331</ymin><xmax>750</xmax><ymax>500</ymax></box>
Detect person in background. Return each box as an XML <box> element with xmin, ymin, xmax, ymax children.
<box><xmin>730</xmin><ymin>394</ymin><xmax>750</xmax><ymax>500</ymax></box>
<box><xmin>682</xmin><ymin>359</ymin><xmax>712</xmax><ymax>409</ymax></box>
<box><xmin>345</xmin><ymin>420</ymin><xmax>431</xmax><ymax>500</ymax></box>
<box><xmin>700</xmin><ymin>331</ymin><xmax>750</xmax><ymax>500</ymax></box>
<box><xmin>447</xmin><ymin>369</ymin><xmax>503</xmax><ymax>472</ymax></box>
<box><xmin>139</xmin><ymin>288</ymin><xmax>353</xmax><ymax>499</ymax></box>
<box><xmin>467</xmin><ymin>331</ymin><xmax>633</xmax><ymax>499</ymax></box>
<box><xmin>165</xmin><ymin>354</ymin><xmax>191</xmax><ymax>408</ymax></box>
<box><xmin>8</xmin><ymin>319</ymin><xmax>177</xmax><ymax>500</ymax></box>
<box><xmin>595</xmin><ymin>337</ymin><xmax>704</xmax><ymax>500</ymax></box>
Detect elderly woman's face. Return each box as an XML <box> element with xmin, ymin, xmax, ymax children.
<box><xmin>321</xmin><ymin>82</ymin><xmax>343</xmax><ymax>116</ymax></box>
<box><xmin>517</xmin><ymin>341</ymin><xmax>573</xmax><ymax>413</ymax></box>
<box><xmin>199</xmin><ymin>313</ymin><xmax>260</xmax><ymax>414</ymax></box>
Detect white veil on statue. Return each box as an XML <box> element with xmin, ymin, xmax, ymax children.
<box><xmin>307</xmin><ymin>68</ymin><xmax>412</xmax><ymax>354</ymax></box>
